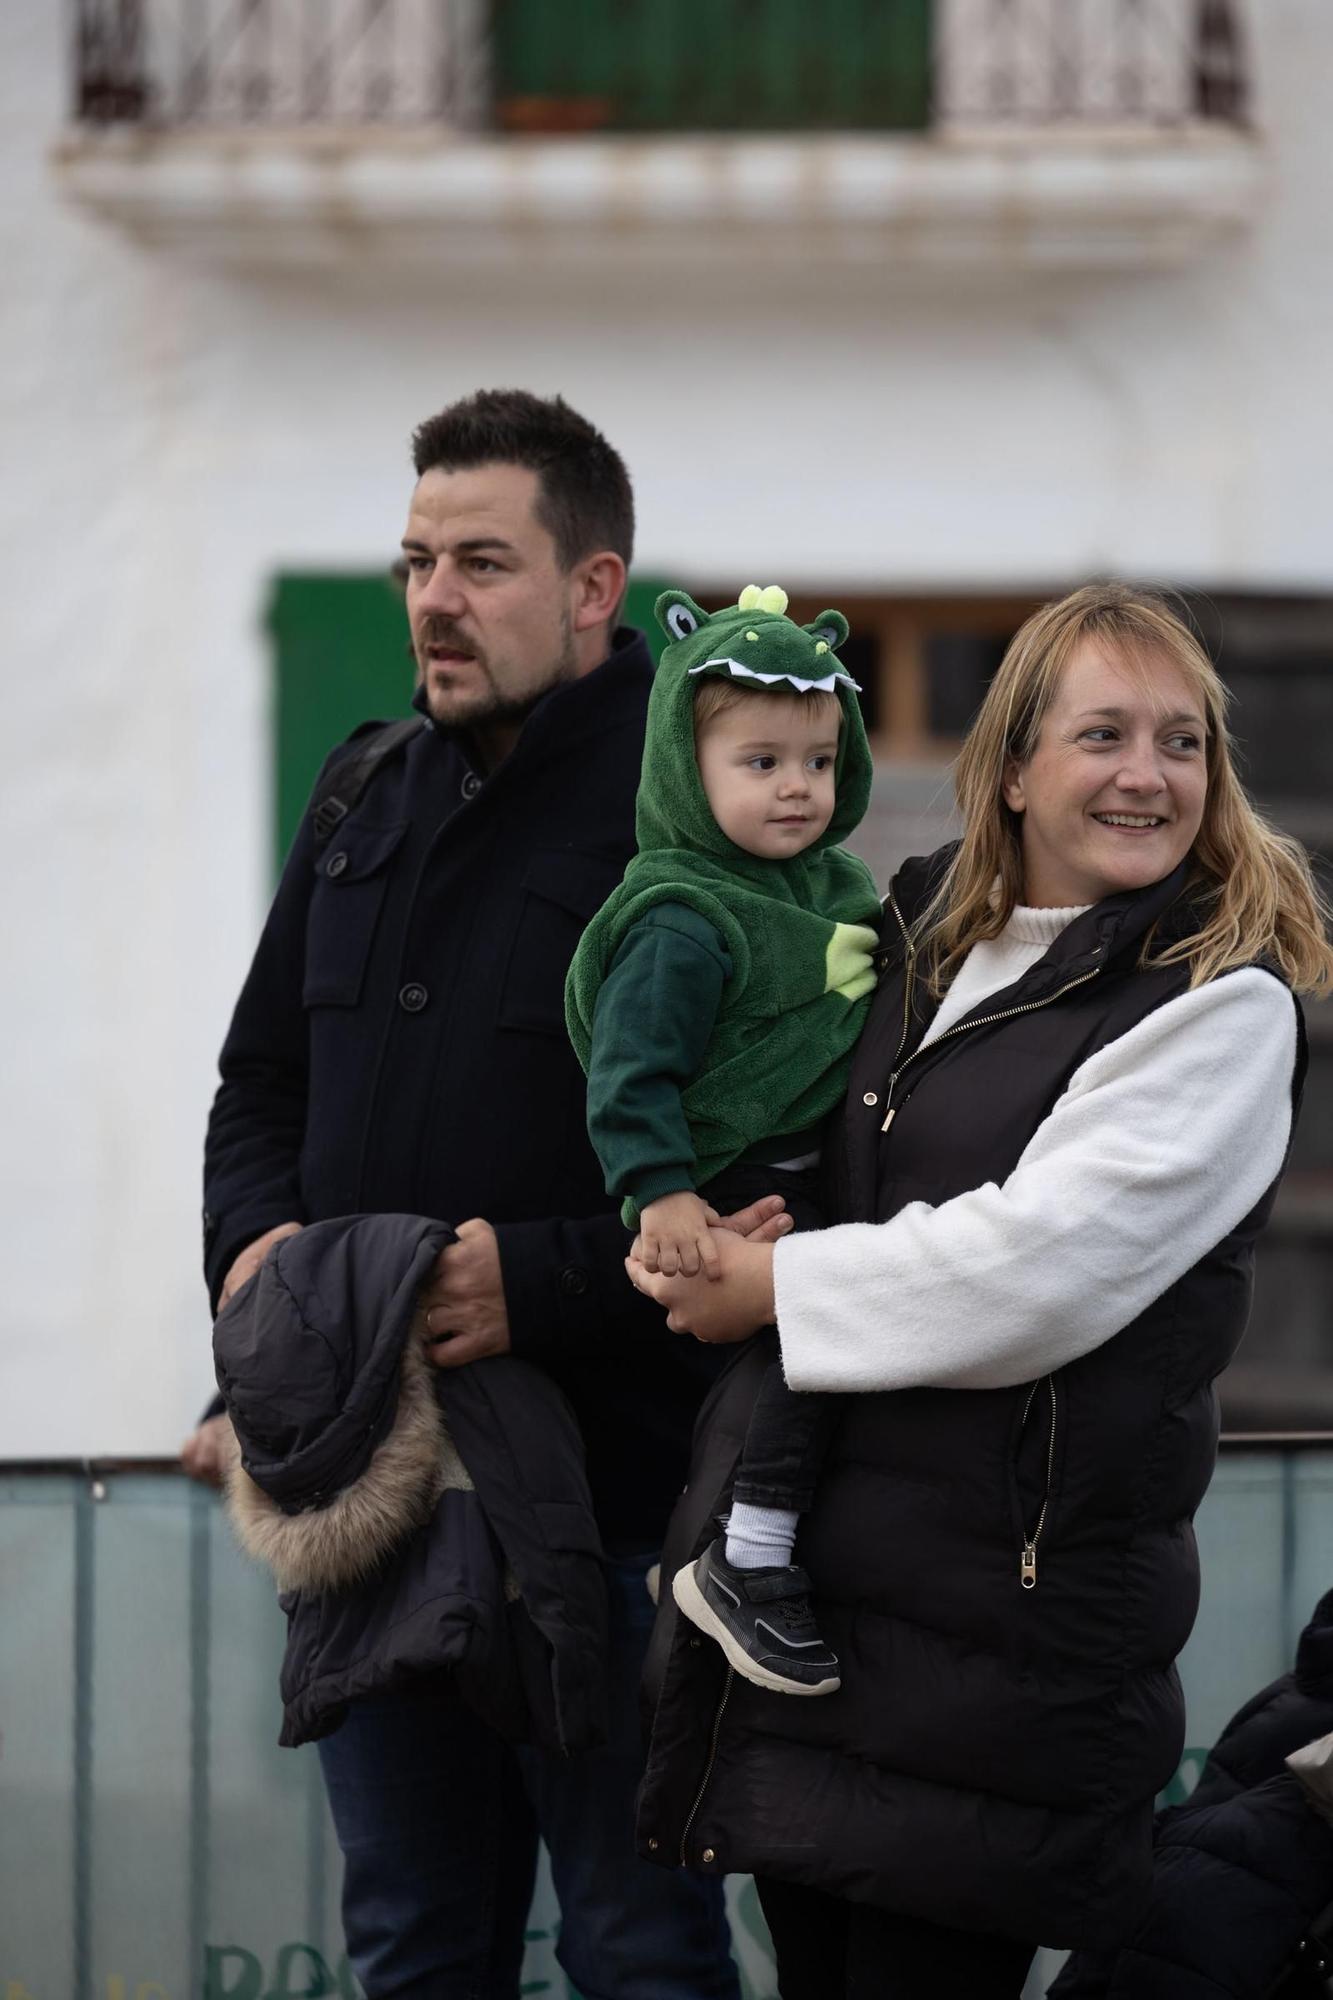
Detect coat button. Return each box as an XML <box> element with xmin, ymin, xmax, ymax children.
<box><xmin>461</xmin><ymin>771</ymin><xmax>482</xmax><ymax>800</ymax></box>
<box><xmin>326</xmin><ymin>850</ymin><xmax>349</xmax><ymax>879</ymax></box>
<box><xmin>701</xmin><ymin>1847</ymin><xmax>716</xmax><ymax>1865</ymax></box>
<box><xmin>862</xmin><ymin>1091</ymin><xmax>878</xmax><ymax>1106</ymax></box>
<box><xmin>399</xmin><ymin>983</ymin><xmax>429</xmax><ymax>1013</ymax></box>
<box><xmin>559</xmin><ymin>1265</ymin><xmax>590</xmax><ymax>1296</ymax></box>
<box><xmin>646</xmin><ymin>1837</ymin><xmax>659</xmax><ymax>1852</ymax></box>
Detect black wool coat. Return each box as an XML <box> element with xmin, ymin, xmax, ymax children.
<box><xmin>203</xmin><ymin>628</ymin><xmax>724</xmax><ymax>1547</ymax></box>
<box><xmin>214</xmin><ymin>1213</ymin><xmax>609</xmax><ymax>1753</ymax></box>
<box><xmin>637</xmin><ymin>850</ymin><xmax>1306</xmax><ymax>1951</ymax></box>
<box><xmin>1053</xmin><ymin>1588</ymin><xmax>1333</xmax><ymax>1997</ymax></box>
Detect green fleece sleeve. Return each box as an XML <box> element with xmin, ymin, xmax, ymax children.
<box><xmin>586</xmin><ymin>903</ymin><xmax>732</xmax><ymax>1220</ymax></box>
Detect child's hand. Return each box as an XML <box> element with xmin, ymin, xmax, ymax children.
<box><xmin>637</xmin><ymin>1192</ymin><xmax>723</xmax><ymax>1280</ymax></box>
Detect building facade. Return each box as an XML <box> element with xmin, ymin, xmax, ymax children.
<box><xmin>2</xmin><ymin>0</ymin><xmax>1328</xmax><ymax>1456</ymax></box>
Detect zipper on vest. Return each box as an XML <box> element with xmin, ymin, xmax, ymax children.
<box><xmin>1017</xmin><ymin>1376</ymin><xmax>1058</xmax><ymax>1589</ymax></box>
<box><xmin>679</xmin><ymin>1666</ymin><xmax>734</xmax><ymax>1866</ymax></box>
<box><xmin>879</xmin><ymin>954</ymin><xmax>1104</xmax><ymax>1135</ymax></box>
<box><xmin>879</xmin><ymin>886</ymin><xmax>918</xmax><ymax>1132</ymax></box>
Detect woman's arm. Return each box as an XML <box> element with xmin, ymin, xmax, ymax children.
<box><xmin>774</xmin><ymin>967</ymin><xmax>1298</xmax><ymax>1392</ymax></box>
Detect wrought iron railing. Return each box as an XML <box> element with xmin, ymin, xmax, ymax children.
<box><xmin>70</xmin><ymin>0</ymin><xmax>1251</xmax><ymax>134</ymax></box>
<box><xmin>940</xmin><ymin>0</ymin><xmax>1249</xmax><ymax>126</ymax></box>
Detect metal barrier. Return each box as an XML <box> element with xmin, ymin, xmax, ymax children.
<box><xmin>2</xmin><ymin>1441</ymin><xmax>1329</xmax><ymax>1999</ymax></box>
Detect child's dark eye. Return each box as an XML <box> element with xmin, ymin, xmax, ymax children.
<box><xmin>750</xmin><ymin>755</ymin><xmax>777</xmax><ymax>771</ymax></box>
<box><xmin>808</xmin><ymin>755</ymin><xmax>832</xmax><ymax>772</ymax></box>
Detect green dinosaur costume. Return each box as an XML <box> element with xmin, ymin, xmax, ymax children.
<box><xmin>566</xmin><ymin>584</ymin><xmax>881</xmax><ymax>1225</ymax></box>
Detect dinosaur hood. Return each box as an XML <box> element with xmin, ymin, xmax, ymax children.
<box><xmin>636</xmin><ymin>584</ymin><xmax>873</xmax><ymax>869</ymax></box>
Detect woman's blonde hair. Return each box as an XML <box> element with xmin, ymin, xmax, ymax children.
<box><xmin>920</xmin><ymin>582</ymin><xmax>1333</xmax><ymax>996</ymax></box>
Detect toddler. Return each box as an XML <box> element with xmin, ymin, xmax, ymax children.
<box><xmin>567</xmin><ymin>585</ymin><xmax>879</xmax><ymax>1695</ymax></box>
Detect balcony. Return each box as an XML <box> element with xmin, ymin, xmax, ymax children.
<box><xmin>53</xmin><ymin>0</ymin><xmax>1265</xmax><ymax>272</ymax></box>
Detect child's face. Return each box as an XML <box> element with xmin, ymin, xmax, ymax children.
<box><xmin>695</xmin><ymin>694</ymin><xmax>840</xmax><ymax>861</ymax></box>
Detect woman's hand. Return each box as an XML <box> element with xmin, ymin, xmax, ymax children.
<box><xmin>626</xmin><ymin>1229</ymin><xmax>777</xmax><ymax>1342</ymax></box>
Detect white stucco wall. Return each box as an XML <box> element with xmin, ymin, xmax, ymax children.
<box><xmin>2</xmin><ymin>0</ymin><xmax>1330</xmax><ymax>1456</ymax></box>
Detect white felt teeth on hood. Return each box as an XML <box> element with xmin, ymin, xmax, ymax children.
<box><xmin>689</xmin><ymin>657</ymin><xmax>862</xmax><ymax>695</ymax></box>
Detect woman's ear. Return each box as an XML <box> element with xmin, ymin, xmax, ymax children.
<box><xmin>1001</xmin><ymin>756</ymin><xmax>1026</xmax><ymax>814</ymax></box>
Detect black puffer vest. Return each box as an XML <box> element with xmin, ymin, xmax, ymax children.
<box><xmin>637</xmin><ymin>849</ymin><xmax>1305</xmax><ymax>1950</ymax></box>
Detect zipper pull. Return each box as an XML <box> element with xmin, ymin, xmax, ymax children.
<box><xmin>1020</xmin><ymin>1543</ymin><xmax>1037</xmax><ymax>1590</ymax></box>
<box><xmin>880</xmin><ymin>1106</ymin><xmax>896</xmax><ymax>1133</ymax></box>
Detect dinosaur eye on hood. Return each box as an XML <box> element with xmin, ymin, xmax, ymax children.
<box><xmin>804</xmin><ymin>610</ymin><xmax>850</xmax><ymax>651</ymax></box>
<box><xmin>656</xmin><ymin>590</ymin><xmax>708</xmax><ymax>643</ymax></box>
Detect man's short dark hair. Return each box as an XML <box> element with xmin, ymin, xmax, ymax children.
<box><xmin>411</xmin><ymin>389</ymin><xmax>634</xmax><ymax>573</ymax></box>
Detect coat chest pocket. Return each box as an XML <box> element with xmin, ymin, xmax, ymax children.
<box><xmin>303</xmin><ymin>820</ymin><xmax>408</xmax><ymax>1008</ymax></box>
<box><xmin>498</xmin><ymin>848</ymin><xmax>623</xmax><ymax>1034</ymax></box>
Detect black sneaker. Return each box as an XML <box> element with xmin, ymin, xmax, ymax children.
<box><xmin>672</xmin><ymin>1537</ymin><xmax>840</xmax><ymax>1696</ymax></box>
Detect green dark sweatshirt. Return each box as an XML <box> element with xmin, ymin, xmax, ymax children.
<box><xmin>566</xmin><ymin>586</ymin><xmax>881</xmax><ymax>1226</ymax></box>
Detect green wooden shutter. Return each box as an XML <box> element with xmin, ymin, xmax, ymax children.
<box><xmin>267</xmin><ymin>572</ymin><xmax>416</xmax><ymax>870</ymax></box>
<box><xmin>492</xmin><ymin>0</ymin><xmax>932</xmax><ymax>133</ymax></box>
<box><xmin>267</xmin><ymin>570</ymin><xmax>670</xmax><ymax>874</ymax></box>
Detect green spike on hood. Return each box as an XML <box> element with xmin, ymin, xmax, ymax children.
<box><xmin>638</xmin><ymin>586</ymin><xmax>873</xmax><ymax>869</ymax></box>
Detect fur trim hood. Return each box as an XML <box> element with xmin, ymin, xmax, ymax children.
<box><xmin>214</xmin><ymin>1214</ymin><xmax>460</xmax><ymax>1592</ymax></box>
<box><xmin>222</xmin><ymin>1335</ymin><xmax>475</xmax><ymax>1594</ymax></box>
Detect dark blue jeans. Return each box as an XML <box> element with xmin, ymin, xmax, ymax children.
<box><xmin>317</xmin><ymin>1553</ymin><xmax>740</xmax><ymax>2000</ymax></box>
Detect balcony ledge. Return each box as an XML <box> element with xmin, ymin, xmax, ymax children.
<box><xmin>52</xmin><ymin>124</ymin><xmax>1265</xmax><ymax>273</ymax></box>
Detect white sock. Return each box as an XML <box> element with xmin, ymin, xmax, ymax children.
<box><xmin>725</xmin><ymin>1501</ymin><xmax>799</xmax><ymax>1570</ymax></box>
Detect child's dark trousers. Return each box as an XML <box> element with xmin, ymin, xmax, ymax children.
<box><xmin>702</xmin><ymin>1159</ymin><xmax>838</xmax><ymax>1515</ymax></box>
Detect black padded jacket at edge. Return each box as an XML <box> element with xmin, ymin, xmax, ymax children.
<box><xmin>1053</xmin><ymin>1586</ymin><xmax>1333</xmax><ymax>1997</ymax></box>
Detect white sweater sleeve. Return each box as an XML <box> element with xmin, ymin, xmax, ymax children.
<box><xmin>774</xmin><ymin>968</ymin><xmax>1299</xmax><ymax>1393</ymax></box>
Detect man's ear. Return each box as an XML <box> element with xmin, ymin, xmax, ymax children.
<box><xmin>571</xmin><ymin>551</ymin><xmax>628</xmax><ymax>633</ymax></box>
<box><xmin>1001</xmin><ymin>756</ymin><xmax>1026</xmax><ymax>814</ymax></box>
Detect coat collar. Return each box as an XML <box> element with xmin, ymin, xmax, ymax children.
<box><xmin>892</xmin><ymin>846</ymin><xmax>1193</xmax><ymax>973</ymax></box>
<box><xmin>412</xmin><ymin>625</ymin><xmax>654</xmax><ymax>783</ymax></box>
<box><xmin>888</xmin><ymin>846</ymin><xmax>1197</xmax><ymax>1048</ymax></box>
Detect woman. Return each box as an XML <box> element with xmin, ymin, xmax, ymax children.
<box><xmin>628</xmin><ymin>585</ymin><xmax>1332</xmax><ymax>1998</ymax></box>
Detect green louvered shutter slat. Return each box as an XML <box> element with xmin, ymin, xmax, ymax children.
<box><xmin>491</xmin><ymin>0</ymin><xmax>931</xmax><ymax>134</ymax></box>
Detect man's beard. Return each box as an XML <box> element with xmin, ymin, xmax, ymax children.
<box><xmin>414</xmin><ymin>612</ymin><xmax>578</xmax><ymax>731</ymax></box>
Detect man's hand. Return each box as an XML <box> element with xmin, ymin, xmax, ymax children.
<box><xmin>219</xmin><ymin>1220</ymin><xmax>303</xmax><ymax>1310</ymax></box>
<box><xmin>417</xmin><ymin>1218</ymin><xmax>511</xmax><ymax>1370</ymax></box>
<box><xmin>638</xmin><ymin>1191</ymin><xmax>722</xmax><ymax>1279</ymax></box>
<box><xmin>180</xmin><ymin>1413</ymin><xmax>232</xmax><ymax>1490</ymax></box>
<box><xmin>627</xmin><ymin>1230</ymin><xmax>777</xmax><ymax>1343</ymax></box>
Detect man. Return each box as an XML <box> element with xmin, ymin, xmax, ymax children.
<box><xmin>202</xmin><ymin>392</ymin><xmax>767</xmax><ymax>2000</ymax></box>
